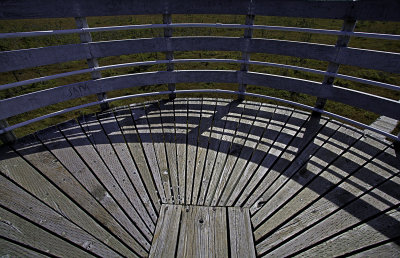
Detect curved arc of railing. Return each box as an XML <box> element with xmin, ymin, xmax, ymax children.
<box><xmin>0</xmin><ymin>88</ymin><xmax>399</xmax><ymax>142</ymax></box>
<box><xmin>1</xmin><ymin>70</ymin><xmax>399</xmax><ymax>121</ymax></box>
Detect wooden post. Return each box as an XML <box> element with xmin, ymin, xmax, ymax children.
<box><xmin>0</xmin><ymin>119</ymin><xmax>16</xmax><ymax>144</ymax></box>
<box><xmin>163</xmin><ymin>13</ymin><xmax>175</xmax><ymax>100</ymax></box>
<box><xmin>75</xmin><ymin>17</ymin><xmax>109</xmax><ymax>111</ymax></box>
<box><xmin>238</xmin><ymin>1</ymin><xmax>255</xmax><ymax>100</ymax></box>
<box><xmin>314</xmin><ymin>19</ymin><xmax>357</xmax><ymax>112</ymax></box>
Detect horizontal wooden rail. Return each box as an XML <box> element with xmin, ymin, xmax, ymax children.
<box><xmin>3</xmin><ymin>59</ymin><xmax>398</xmax><ymax>92</ymax></box>
<box><xmin>1</xmin><ymin>0</ymin><xmax>399</xmax><ymax>21</ymax></box>
<box><xmin>0</xmin><ymin>89</ymin><xmax>398</xmax><ymax>142</ymax></box>
<box><xmin>2</xmin><ymin>37</ymin><xmax>399</xmax><ymax>74</ymax></box>
<box><xmin>1</xmin><ymin>71</ymin><xmax>399</xmax><ymax>121</ymax></box>
<box><xmin>2</xmin><ymin>23</ymin><xmax>399</xmax><ymax>41</ymax></box>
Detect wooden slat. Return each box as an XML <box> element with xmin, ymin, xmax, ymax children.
<box><xmin>197</xmin><ymin>99</ymin><xmax>233</xmax><ymax>205</ymax></box>
<box><xmin>258</xmin><ymin>146</ymin><xmax>400</xmax><ymax>257</ymax></box>
<box><xmin>204</xmin><ymin>100</ymin><xmax>245</xmax><ymax>206</ymax></box>
<box><xmin>173</xmin><ymin>99</ymin><xmax>188</xmax><ymax>204</ymax></box>
<box><xmin>0</xmin><ymin>44</ymin><xmax>88</xmax><ymax>73</ymax></box>
<box><xmin>36</xmin><ymin>125</ymin><xmax>148</xmax><ymax>255</ymax></box>
<box><xmin>1</xmin><ymin>142</ymin><xmax>135</xmax><ymax>257</ymax></box>
<box><xmin>211</xmin><ymin>101</ymin><xmax>261</xmax><ymax>206</ymax></box>
<box><xmin>228</xmin><ymin>207</ymin><xmax>256</xmax><ymax>258</ymax></box>
<box><xmin>0</xmin><ymin>238</ymin><xmax>48</xmax><ymax>258</ymax></box>
<box><xmin>191</xmin><ymin>98</ymin><xmax>217</xmax><ymax>204</ymax></box>
<box><xmin>149</xmin><ymin>205</ymin><xmax>182</xmax><ymax>257</ymax></box>
<box><xmin>220</xmin><ymin>102</ymin><xmax>276</xmax><ymax>206</ymax></box>
<box><xmin>78</xmin><ymin>114</ymin><xmax>156</xmax><ymax>231</ymax></box>
<box><xmin>3</xmin><ymin>70</ymin><xmax>400</xmax><ymax>121</ymax></box>
<box><xmin>130</xmin><ymin>103</ymin><xmax>171</xmax><ymax>204</ymax></box>
<box><xmin>2</xmin><ymin>0</ymin><xmax>399</xmax><ymax>21</ymax></box>
<box><xmin>0</xmin><ymin>207</ymin><xmax>93</xmax><ymax>258</ymax></box>
<box><xmin>58</xmin><ymin>119</ymin><xmax>152</xmax><ymax>242</ymax></box>
<box><xmin>347</xmin><ymin>240</ymin><xmax>400</xmax><ymax>258</ymax></box>
<box><xmin>253</xmin><ymin>135</ymin><xmax>387</xmax><ymax>241</ymax></box>
<box><xmin>0</xmin><ymin>174</ymin><xmax>122</xmax><ymax>257</ymax></box>
<box><xmin>185</xmin><ymin>99</ymin><xmax>202</xmax><ymax>204</ymax></box>
<box><xmin>145</xmin><ymin>101</ymin><xmax>175</xmax><ymax>203</ymax></box>
<box><xmin>295</xmin><ymin>208</ymin><xmax>400</xmax><ymax>257</ymax></box>
<box><xmin>110</xmin><ymin>107</ymin><xmax>162</xmax><ymax>211</ymax></box>
<box><xmin>176</xmin><ymin>206</ymin><xmax>229</xmax><ymax>257</ymax></box>
<box><xmin>159</xmin><ymin>100</ymin><xmax>180</xmax><ymax>204</ymax></box>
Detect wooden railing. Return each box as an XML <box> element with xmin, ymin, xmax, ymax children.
<box><xmin>0</xmin><ymin>0</ymin><xmax>399</xmax><ymax>143</ymax></box>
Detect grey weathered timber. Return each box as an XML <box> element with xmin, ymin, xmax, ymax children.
<box><xmin>220</xmin><ymin>103</ymin><xmax>276</xmax><ymax>206</ymax></box>
<box><xmin>315</xmin><ymin>18</ymin><xmax>357</xmax><ymax>110</ymax></box>
<box><xmin>0</xmin><ymin>143</ymin><xmax>135</xmax><ymax>257</ymax></box>
<box><xmin>0</xmin><ymin>207</ymin><xmax>94</xmax><ymax>258</ymax></box>
<box><xmin>111</xmin><ymin>107</ymin><xmax>163</xmax><ymax>211</ymax></box>
<box><xmin>348</xmin><ymin>241</ymin><xmax>400</xmax><ymax>258</ymax></box>
<box><xmin>2</xmin><ymin>0</ymin><xmax>399</xmax><ymax>21</ymax></box>
<box><xmin>228</xmin><ymin>207</ymin><xmax>256</xmax><ymax>258</ymax></box>
<box><xmin>132</xmin><ymin>103</ymin><xmax>172</xmax><ymax>204</ymax></box>
<box><xmin>3</xmin><ymin>70</ymin><xmax>399</xmax><ymax>122</ymax></box>
<box><xmin>0</xmin><ymin>238</ymin><xmax>49</xmax><ymax>258</ymax></box>
<box><xmin>75</xmin><ymin>17</ymin><xmax>109</xmax><ymax>110</ymax></box>
<box><xmin>58</xmin><ymin>120</ymin><xmax>153</xmax><ymax>241</ymax></box>
<box><xmin>78</xmin><ymin>114</ymin><xmax>156</xmax><ymax>231</ymax></box>
<box><xmin>149</xmin><ymin>205</ymin><xmax>182</xmax><ymax>257</ymax></box>
<box><xmin>204</xmin><ymin>101</ymin><xmax>245</xmax><ymax>206</ymax></box>
<box><xmin>211</xmin><ymin>101</ymin><xmax>260</xmax><ymax>206</ymax></box>
<box><xmin>185</xmin><ymin>99</ymin><xmax>202</xmax><ymax>204</ymax></box>
<box><xmin>3</xmin><ymin>37</ymin><xmax>399</xmax><ymax>75</ymax></box>
<box><xmin>0</xmin><ymin>174</ymin><xmax>121</xmax><ymax>257</ymax></box>
<box><xmin>197</xmin><ymin>99</ymin><xmax>233</xmax><ymax>205</ymax></box>
<box><xmin>191</xmin><ymin>99</ymin><xmax>218</xmax><ymax>204</ymax></box>
<box><xmin>173</xmin><ymin>99</ymin><xmax>188</xmax><ymax>204</ymax></box>
<box><xmin>35</xmin><ymin>125</ymin><xmax>148</xmax><ymax>255</ymax></box>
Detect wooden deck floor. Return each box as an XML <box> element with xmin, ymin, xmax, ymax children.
<box><xmin>1</xmin><ymin>98</ymin><xmax>399</xmax><ymax>257</ymax></box>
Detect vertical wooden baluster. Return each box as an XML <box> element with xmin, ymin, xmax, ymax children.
<box><xmin>75</xmin><ymin>17</ymin><xmax>109</xmax><ymax>111</ymax></box>
<box><xmin>238</xmin><ymin>0</ymin><xmax>255</xmax><ymax>100</ymax></box>
<box><xmin>0</xmin><ymin>119</ymin><xmax>16</xmax><ymax>144</ymax></box>
<box><xmin>163</xmin><ymin>12</ymin><xmax>175</xmax><ymax>100</ymax></box>
<box><xmin>314</xmin><ymin>19</ymin><xmax>357</xmax><ymax>113</ymax></box>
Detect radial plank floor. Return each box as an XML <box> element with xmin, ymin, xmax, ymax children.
<box><xmin>1</xmin><ymin>98</ymin><xmax>399</xmax><ymax>257</ymax></box>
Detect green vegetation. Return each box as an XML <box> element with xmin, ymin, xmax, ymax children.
<box><xmin>0</xmin><ymin>14</ymin><xmax>399</xmax><ymax>141</ymax></box>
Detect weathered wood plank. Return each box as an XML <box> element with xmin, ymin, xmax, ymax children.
<box><xmin>145</xmin><ymin>101</ymin><xmax>176</xmax><ymax>203</ymax></box>
<box><xmin>176</xmin><ymin>206</ymin><xmax>229</xmax><ymax>257</ymax></box>
<box><xmin>211</xmin><ymin>101</ymin><xmax>261</xmax><ymax>206</ymax></box>
<box><xmin>197</xmin><ymin>99</ymin><xmax>233</xmax><ymax>205</ymax></box>
<box><xmin>3</xmin><ymin>70</ymin><xmax>400</xmax><ymax>121</ymax></box>
<box><xmin>0</xmin><ymin>207</ymin><xmax>94</xmax><ymax>258</ymax></box>
<box><xmin>78</xmin><ymin>114</ymin><xmax>155</xmax><ymax>231</ymax></box>
<box><xmin>36</xmin><ymin>125</ymin><xmax>148</xmax><ymax>255</ymax></box>
<box><xmin>185</xmin><ymin>99</ymin><xmax>202</xmax><ymax>204</ymax></box>
<box><xmin>204</xmin><ymin>100</ymin><xmax>245</xmax><ymax>206</ymax></box>
<box><xmin>256</xmin><ymin>145</ymin><xmax>400</xmax><ymax>255</ymax></box>
<box><xmin>295</xmin><ymin>208</ymin><xmax>400</xmax><ymax>257</ymax></box>
<box><xmin>262</xmin><ymin>148</ymin><xmax>400</xmax><ymax>257</ymax></box>
<box><xmin>111</xmin><ymin>107</ymin><xmax>162</xmax><ymax>211</ymax></box>
<box><xmin>131</xmin><ymin>103</ymin><xmax>172</xmax><ymax>204</ymax></box>
<box><xmin>221</xmin><ymin>103</ymin><xmax>276</xmax><ymax>206</ymax></box>
<box><xmin>191</xmin><ymin>98</ymin><xmax>217</xmax><ymax>204</ymax></box>
<box><xmin>159</xmin><ymin>100</ymin><xmax>180</xmax><ymax>204</ymax></box>
<box><xmin>173</xmin><ymin>99</ymin><xmax>188</xmax><ymax>204</ymax></box>
<box><xmin>347</xmin><ymin>240</ymin><xmax>400</xmax><ymax>258</ymax></box>
<box><xmin>149</xmin><ymin>205</ymin><xmax>182</xmax><ymax>257</ymax></box>
<box><xmin>0</xmin><ymin>174</ymin><xmax>122</xmax><ymax>257</ymax></box>
<box><xmin>0</xmin><ymin>238</ymin><xmax>48</xmax><ymax>258</ymax></box>
<box><xmin>253</xmin><ymin>134</ymin><xmax>387</xmax><ymax>241</ymax></box>
<box><xmin>2</xmin><ymin>0</ymin><xmax>399</xmax><ymax>21</ymax></box>
<box><xmin>228</xmin><ymin>207</ymin><xmax>256</xmax><ymax>258</ymax></box>
<box><xmin>1</xmin><ymin>141</ymin><xmax>136</xmax><ymax>257</ymax></box>
<box><xmin>58</xmin><ymin>119</ymin><xmax>152</xmax><ymax>242</ymax></box>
